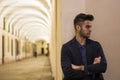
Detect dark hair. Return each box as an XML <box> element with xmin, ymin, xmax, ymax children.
<box><xmin>74</xmin><ymin>13</ymin><xmax>94</xmax><ymax>30</ymax></box>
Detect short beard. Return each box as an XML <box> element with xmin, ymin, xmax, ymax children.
<box><xmin>79</xmin><ymin>30</ymin><xmax>89</xmax><ymax>39</ymax></box>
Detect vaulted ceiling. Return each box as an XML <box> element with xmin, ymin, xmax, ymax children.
<box><xmin>0</xmin><ymin>0</ymin><xmax>52</xmax><ymax>43</ymax></box>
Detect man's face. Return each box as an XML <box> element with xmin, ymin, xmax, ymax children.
<box><xmin>78</xmin><ymin>20</ymin><xmax>92</xmax><ymax>38</ymax></box>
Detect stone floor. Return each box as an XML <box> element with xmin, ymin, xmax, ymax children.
<box><xmin>0</xmin><ymin>56</ymin><xmax>53</xmax><ymax>80</ymax></box>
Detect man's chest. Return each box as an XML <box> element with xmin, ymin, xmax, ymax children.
<box><xmin>69</xmin><ymin>46</ymin><xmax>97</xmax><ymax>65</ymax></box>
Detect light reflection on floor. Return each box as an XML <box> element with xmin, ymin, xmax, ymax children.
<box><xmin>0</xmin><ymin>56</ymin><xmax>53</xmax><ymax>80</ymax></box>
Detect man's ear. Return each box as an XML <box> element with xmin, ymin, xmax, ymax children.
<box><xmin>76</xmin><ymin>25</ymin><xmax>81</xmax><ymax>31</ymax></box>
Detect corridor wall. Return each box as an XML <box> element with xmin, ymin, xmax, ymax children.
<box><xmin>0</xmin><ymin>28</ymin><xmax>35</xmax><ymax>64</ymax></box>
<box><xmin>0</xmin><ymin>29</ymin><xmax>2</xmax><ymax>64</ymax></box>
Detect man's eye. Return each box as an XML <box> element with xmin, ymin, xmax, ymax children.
<box><xmin>86</xmin><ymin>25</ymin><xmax>91</xmax><ymax>28</ymax></box>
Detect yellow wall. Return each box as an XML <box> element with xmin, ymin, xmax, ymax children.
<box><xmin>50</xmin><ymin>0</ymin><xmax>57</xmax><ymax>78</ymax></box>
<box><xmin>43</xmin><ymin>41</ymin><xmax>48</xmax><ymax>55</ymax></box>
<box><xmin>0</xmin><ymin>29</ymin><xmax>2</xmax><ymax>64</ymax></box>
<box><xmin>36</xmin><ymin>40</ymin><xmax>48</xmax><ymax>55</ymax></box>
<box><xmin>0</xmin><ymin>27</ymin><xmax>35</xmax><ymax>64</ymax></box>
<box><xmin>0</xmin><ymin>29</ymin><xmax>16</xmax><ymax>63</ymax></box>
<box><xmin>36</xmin><ymin>40</ymin><xmax>42</xmax><ymax>54</ymax></box>
<box><xmin>49</xmin><ymin>0</ymin><xmax>62</xmax><ymax>80</ymax></box>
<box><xmin>56</xmin><ymin>0</ymin><xmax>62</xmax><ymax>80</ymax></box>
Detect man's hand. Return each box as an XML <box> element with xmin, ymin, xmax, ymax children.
<box><xmin>71</xmin><ymin>64</ymin><xmax>84</xmax><ymax>71</ymax></box>
<box><xmin>93</xmin><ymin>56</ymin><xmax>101</xmax><ymax>64</ymax></box>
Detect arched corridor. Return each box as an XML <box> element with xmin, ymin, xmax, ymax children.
<box><xmin>0</xmin><ymin>0</ymin><xmax>52</xmax><ymax>64</ymax></box>
<box><xmin>0</xmin><ymin>0</ymin><xmax>62</xmax><ymax>80</ymax></box>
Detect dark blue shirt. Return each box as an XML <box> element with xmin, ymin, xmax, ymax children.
<box><xmin>77</xmin><ymin>41</ymin><xmax>90</xmax><ymax>80</ymax></box>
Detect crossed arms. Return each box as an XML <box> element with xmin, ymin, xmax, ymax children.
<box><xmin>72</xmin><ymin>56</ymin><xmax>101</xmax><ymax>71</ymax></box>
<box><xmin>61</xmin><ymin>43</ymin><xmax>107</xmax><ymax>79</ymax></box>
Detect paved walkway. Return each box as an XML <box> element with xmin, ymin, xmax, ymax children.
<box><xmin>0</xmin><ymin>56</ymin><xmax>53</xmax><ymax>80</ymax></box>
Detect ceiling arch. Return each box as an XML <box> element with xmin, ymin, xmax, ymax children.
<box><xmin>20</xmin><ymin>28</ymin><xmax>49</xmax><ymax>42</ymax></box>
<box><xmin>12</xmin><ymin>18</ymin><xmax>49</xmax><ymax>35</ymax></box>
<box><xmin>16</xmin><ymin>21</ymin><xmax>48</xmax><ymax>33</ymax></box>
<box><xmin>26</xmin><ymin>32</ymin><xmax>49</xmax><ymax>43</ymax></box>
<box><xmin>0</xmin><ymin>0</ymin><xmax>50</xmax><ymax>17</ymax></box>
<box><xmin>5</xmin><ymin>8</ymin><xmax>50</xmax><ymax>32</ymax></box>
<box><xmin>7</xmin><ymin>11</ymin><xmax>49</xmax><ymax>34</ymax></box>
<box><xmin>0</xmin><ymin>0</ymin><xmax>52</xmax><ymax>43</ymax></box>
<box><xmin>15</xmin><ymin>22</ymin><xmax>48</xmax><ymax>36</ymax></box>
<box><xmin>18</xmin><ymin>23</ymin><xmax>49</xmax><ymax>37</ymax></box>
<box><xmin>23</xmin><ymin>28</ymin><xmax>48</xmax><ymax>39</ymax></box>
<box><xmin>6</xmin><ymin>14</ymin><xmax>48</xmax><ymax>32</ymax></box>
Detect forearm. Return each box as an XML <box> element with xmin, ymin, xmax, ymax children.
<box><xmin>87</xmin><ymin>63</ymin><xmax>107</xmax><ymax>73</ymax></box>
<box><xmin>71</xmin><ymin>64</ymin><xmax>93</xmax><ymax>76</ymax></box>
<box><xmin>71</xmin><ymin>64</ymin><xmax>84</xmax><ymax>71</ymax></box>
<box><xmin>71</xmin><ymin>62</ymin><xmax>107</xmax><ymax>74</ymax></box>
<box><xmin>62</xmin><ymin>63</ymin><xmax>86</xmax><ymax>79</ymax></box>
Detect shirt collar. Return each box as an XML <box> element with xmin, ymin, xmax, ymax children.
<box><xmin>74</xmin><ymin>37</ymin><xmax>86</xmax><ymax>48</ymax></box>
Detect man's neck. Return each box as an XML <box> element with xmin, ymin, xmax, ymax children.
<box><xmin>76</xmin><ymin>34</ymin><xmax>86</xmax><ymax>46</ymax></box>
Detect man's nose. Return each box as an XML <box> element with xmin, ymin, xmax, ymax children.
<box><xmin>88</xmin><ymin>28</ymin><xmax>92</xmax><ymax>32</ymax></box>
<box><xmin>89</xmin><ymin>30</ymin><xmax>92</xmax><ymax>32</ymax></box>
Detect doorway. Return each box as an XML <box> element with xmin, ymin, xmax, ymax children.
<box><xmin>41</xmin><ymin>48</ymin><xmax>44</xmax><ymax>55</ymax></box>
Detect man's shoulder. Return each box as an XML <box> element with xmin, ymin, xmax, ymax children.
<box><xmin>87</xmin><ymin>38</ymin><xmax>101</xmax><ymax>46</ymax></box>
<box><xmin>87</xmin><ymin>38</ymin><xmax>98</xmax><ymax>43</ymax></box>
<box><xmin>62</xmin><ymin>38</ymin><xmax>74</xmax><ymax>47</ymax></box>
<box><xmin>62</xmin><ymin>38</ymin><xmax>101</xmax><ymax>47</ymax></box>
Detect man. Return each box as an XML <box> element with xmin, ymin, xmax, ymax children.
<box><xmin>61</xmin><ymin>13</ymin><xmax>107</xmax><ymax>80</ymax></box>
